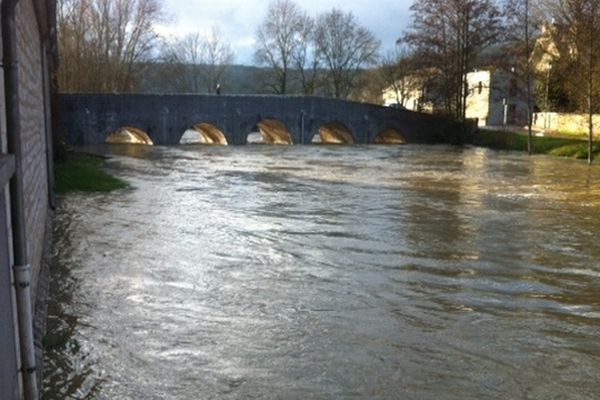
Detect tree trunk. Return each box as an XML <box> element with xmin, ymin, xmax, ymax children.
<box><xmin>589</xmin><ymin>104</ymin><xmax>593</xmax><ymax>165</ymax></box>
<box><xmin>525</xmin><ymin>0</ymin><xmax>533</xmax><ymax>155</ymax></box>
<box><xmin>588</xmin><ymin>10</ymin><xmax>595</xmax><ymax>165</ymax></box>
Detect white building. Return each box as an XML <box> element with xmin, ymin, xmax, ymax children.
<box><xmin>383</xmin><ymin>68</ymin><xmax>530</xmax><ymax>127</ymax></box>
<box><xmin>466</xmin><ymin>69</ymin><xmax>530</xmax><ymax>127</ymax></box>
<box><xmin>382</xmin><ymin>75</ymin><xmax>431</xmax><ymax>112</ymax></box>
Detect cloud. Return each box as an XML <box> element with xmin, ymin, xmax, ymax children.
<box><xmin>158</xmin><ymin>0</ymin><xmax>413</xmax><ymax>64</ymax></box>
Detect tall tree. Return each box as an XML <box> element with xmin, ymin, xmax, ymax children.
<box><xmin>545</xmin><ymin>0</ymin><xmax>600</xmax><ymax>163</ymax></box>
<box><xmin>161</xmin><ymin>29</ymin><xmax>234</xmax><ymax>93</ymax></box>
<box><xmin>378</xmin><ymin>48</ymin><xmax>419</xmax><ymax>107</ymax></box>
<box><xmin>314</xmin><ymin>8</ymin><xmax>380</xmax><ymax>99</ymax></box>
<box><xmin>57</xmin><ymin>0</ymin><xmax>163</xmax><ymax>92</ymax></box>
<box><xmin>402</xmin><ymin>0</ymin><xmax>503</xmax><ymax>120</ymax></box>
<box><xmin>289</xmin><ymin>16</ymin><xmax>320</xmax><ymax>95</ymax></box>
<box><xmin>503</xmin><ymin>0</ymin><xmax>544</xmax><ymax>154</ymax></box>
<box><xmin>254</xmin><ymin>0</ymin><xmax>313</xmax><ymax>94</ymax></box>
<box><xmin>199</xmin><ymin>28</ymin><xmax>235</xmax><ymax>93</ymax></box>
<box><xmin>160</xmin><ymin>33</ymin><xmax>205</xmax><ymax>93</ymax></box>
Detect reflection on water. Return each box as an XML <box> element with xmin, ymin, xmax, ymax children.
<box><xmin>44</xmin><ymin>145</ymin><xmax>600</xmax><ymax>399</ymax></box>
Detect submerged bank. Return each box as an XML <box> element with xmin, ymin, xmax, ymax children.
<box><xmin>54</xmin><ymin>152</ymin><xmax>128</xmax><ymax>194</ymax></box>
<box><xmin>472</xmin><ymin>129</ymin><xmax>600</xmax><ymax>160</ymax></box>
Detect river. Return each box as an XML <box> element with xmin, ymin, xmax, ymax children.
<box><xmin>43</xmin><ymin>144</ymin><xmax>600</xmax><ymax>399</ymax></box>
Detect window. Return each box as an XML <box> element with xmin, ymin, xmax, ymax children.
<box><xmin>509</xmin><ymin>79</ymin><xmax>518</xmax><ymax>97</ymax></box>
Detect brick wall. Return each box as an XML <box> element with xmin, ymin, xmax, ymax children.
<box><xmin>16</xmin><ymin>0</ymin><xmax>50</xmax><ymax>294</ymax></box>
<box><xmin>0</xmin><ymin>1</ymin><xmax>53</xmax><ymax>398</ymax></box>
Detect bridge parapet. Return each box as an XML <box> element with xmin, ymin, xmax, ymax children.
<box><xmin>58</xmin><ymin>94</ymin><xmax>466</xmax><ymax>145</ymax></box>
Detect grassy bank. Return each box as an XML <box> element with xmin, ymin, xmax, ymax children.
<box><xmin>55</xmin><ymin>153</ymin><xmax>128</xmax><ymax>194</ymax></box>
<box><xmin>472</xmin><ymin>129</ymin><xmax>600</xmax><ymax>159</ymax></box>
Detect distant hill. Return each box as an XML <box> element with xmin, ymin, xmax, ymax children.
<box><xmin>135</xmin><ymin>62</ymin><xmax>384</xmax><ymax>106</ymax></box>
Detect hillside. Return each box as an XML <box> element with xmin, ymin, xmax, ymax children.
<box><xmin>136</xmin><ymin>63</ymin><xmax>381</xmax><ymax>104</ymax></box>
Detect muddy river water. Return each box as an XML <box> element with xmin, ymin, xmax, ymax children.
<box><xmin>44</xmin><ymin>145</ymin><xmax>600</xmax><ymax>399</ymax></box>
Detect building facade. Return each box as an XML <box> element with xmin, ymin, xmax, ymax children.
<box><xmin>383</xmin><ymin>68</ymin><xmax>530</xmax><ymax>127</ymax></box>
<box><xmin>382</xmin><ymin>76</ymin><xmax>426</xmax><ymax>111</ymax></box>
<box><xmin>0</xmin><ymin>0</ymin><xmax>56</xmax><ymax>398</ymax></box>
<box><xmin>465</xmin><ymin>69</ymin><xmax>529</xmax><ymax>127</ymax></box>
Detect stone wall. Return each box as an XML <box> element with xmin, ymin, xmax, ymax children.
<box><xmin>59</xmin><ymin>93</ymin><xmax>466</xmax><ymax>146</ymax></box>
<box><xmin>533</xmin><ymin>112</ymin><xmax>600</xmax><ymax>137</ymax></box>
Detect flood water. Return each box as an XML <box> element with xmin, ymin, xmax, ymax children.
<box><xmin>44</xmin><ymin>145</ymin><xmax>600</xmax><ymax>399</ymax></box>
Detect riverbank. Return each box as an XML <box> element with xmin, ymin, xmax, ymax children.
<box><xmin>471</xmin><ymin>129</ymin><xmax>600</xmax><ymax>159</ymax></box>
<box><xmin>55</xmin><ymin>152</ymin><xmax>128</xmax><ymax>193</ymax></box>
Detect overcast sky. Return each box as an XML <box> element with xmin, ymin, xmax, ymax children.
<box><xmin>157</xmin><ymin>0</ymin><xmax>414</xmax><ymax>65</ymax></box>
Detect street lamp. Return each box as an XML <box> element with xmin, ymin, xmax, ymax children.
<box><xmin>545</xmin><ymin>62</ymin><xmax>553</xmax><ymax>131</ymax></box>
<box><xmin>546</xmin><ymin>62</ymin><xmax>553</xmax><ymax>111</ymax></box>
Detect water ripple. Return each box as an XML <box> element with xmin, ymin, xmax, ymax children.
<box><xmin>44</xmin><ymin>145</ymin><xmax>600</xmax><ymax>399</ymax></box>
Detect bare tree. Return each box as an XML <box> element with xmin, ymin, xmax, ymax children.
<box><xmin>582</xmin><ymin>1</ymin><xmax>600</xmax><ymax>164</ymax></box>
<box><xmin>402</xmin><ymin>0</ymin><xmax>503</xmax><ymax>120</ymax></box>
<box><xmin>546</xmin><ymin>0</ymin><xmax>600</xmax><ymax>163</ymax></box>
<box><xmin>379</xmin><ymin>53</ymin><xmax>404</xmax><ymax>106</ymax></box>
<box><xmin>378</xmin><ymin>48</ymin><xmax>420</xmax><ymax>107</ymax></box>
<box><xmin>254</xmin><ymin>0</ymin><xmax>313</xmax><ymax>94</ymax></box>
<box><xmin>198</xmin><ymin>28</ymin><xmax>235</xmax><ymax>93</ymax></box>
<box><xmin>314</xmin><ymin>8</ymin><xmax>380</xmax><ymax>99</ymax></box>
<box><xmin>503</xmin><ymin>0</ymin><xmax>545</xmax><ymax>154</ymax></box>
<box><xmin>290</xmin><ymin>16</ymin><xmax>320</xmax><ymax>95</ymax></box>
<box><xmin>57</xmin><ymin>0</ymin><xmax>90</xmax><ymax>90</ymax></box>
<box><xmin>160</xmin><ymin>33</ymin><xmax>205</xmax><ymax>92</ymax></box>
<box><xmin>57</xmin><ymin>0</ymin><xmax>163</xmax><ymax>92</ymax></box>
<box><xmin>161</xmin><ymin>29</ymin><xmax>235</xmax><ymax>93</ymax></box>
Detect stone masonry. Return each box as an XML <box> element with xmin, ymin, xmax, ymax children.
<box><xmin>60</xmin><ymin>93</ymin><xmax>467</xmax><ymax>146</ymax></box>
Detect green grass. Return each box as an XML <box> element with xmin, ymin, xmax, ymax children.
<box><xmin>42</xmin><ymin>331</ymin><xmax>70</xmax><ymax>351</ymax></box>
<box><xmin>549</xmin><ymin>143</ymin><xmax>600</xmax><ymax>159</ymax></box>
<box><xmin>55</xmin><ymin>153</ymin><xmax>128</xmax><ymax>194</ymax></box>
<box><xmin>471</xmin><ymin>129</ymin><xmax>600</xmax><ymax>159</ymax></box>
<box><xmin>544</xmin><ymin>129</ymin><xmax>588</xmax><ymax>139</ymax></box>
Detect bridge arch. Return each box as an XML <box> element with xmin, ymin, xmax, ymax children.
<box><xmin>249</xmin><ymin>119</ymin><xmax>293</xmax><ymax>145</ymax></box>
<box><xmin>105</xmin><ymin>126</ymin><xmax>153</xmax><ymax>145</ymax></box>
<box><xmin>318</xmin><ymin>122</ymin><xmax>354</xmax><ymax>144</ymax></box>
<box><xmin>180</xmin><ymin>123</ymin><xmax>228</xmax><ymax>145</ymax></box>
<box><xmin>375</xmin><ymin>128</ymin><xmax>407</xmax><ymax>144</ymax></box>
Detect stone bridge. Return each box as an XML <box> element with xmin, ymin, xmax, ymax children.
<box><xmin>58</xmin><ymin>94</ymin><xmax>467</xmax><ymax>145</ymax></box>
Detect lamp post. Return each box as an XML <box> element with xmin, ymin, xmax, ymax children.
<box><xmin>545</xmin><ymin>62</ymin><xmax>552</xmax><ymax>111</ymax></box>
<box><xmin>545</xmin><ymin>62</ymin><xmax>552</xmax><ymax>131</ymax></box>
<box><xmin>503</xmin><ymin>98</ymin><xmax>509</xmax><ymax>128</ymax></box>
<box><xmin>300</xmin><ymin>110</ymin><xmax>305</xmax><ymax>144</ymax></box>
